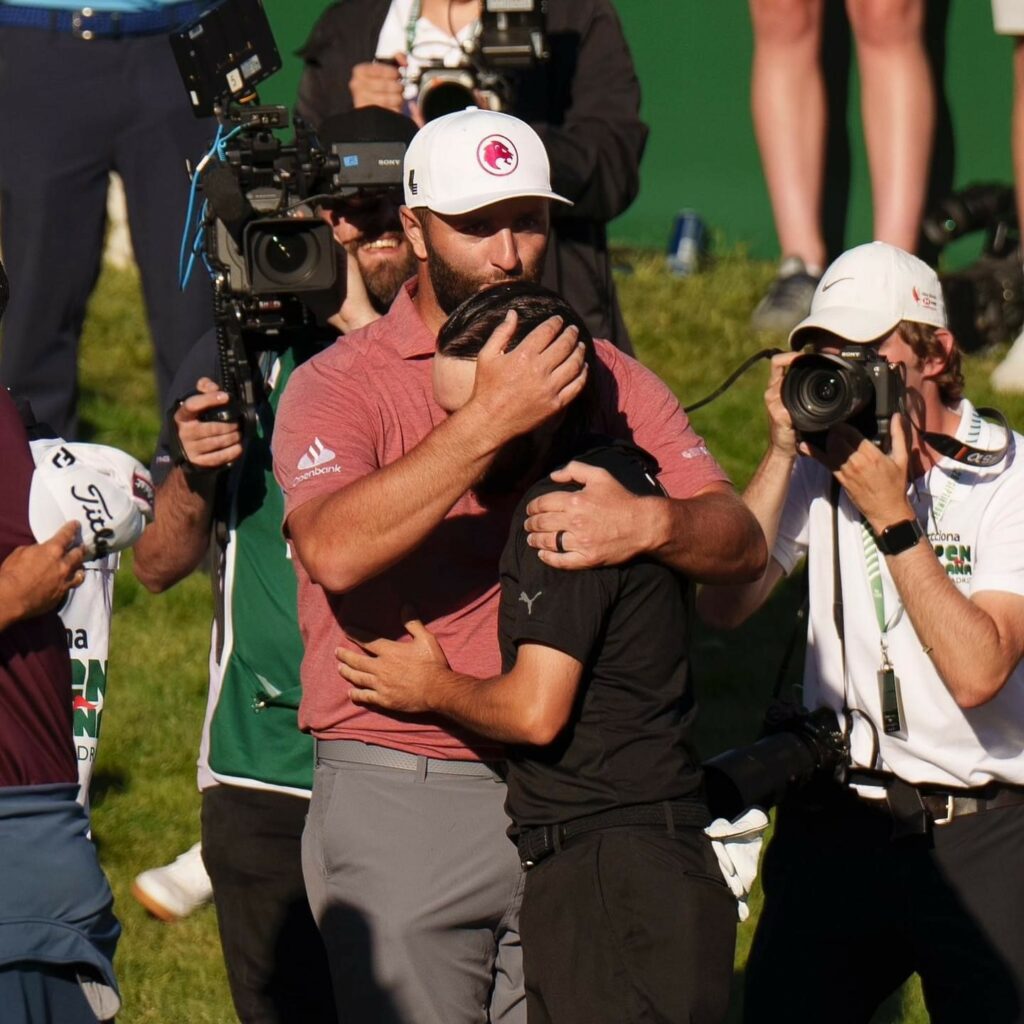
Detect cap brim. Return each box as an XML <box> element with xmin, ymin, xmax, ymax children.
<box><xmin>789</xmin><ymin>306</ymin><xmax>899</xmax><ymax>349</ymax></box>
<box><xmin>423</xmin><ymin>188</ymin><xmax>573</xmax><ymax>215</ymax></box>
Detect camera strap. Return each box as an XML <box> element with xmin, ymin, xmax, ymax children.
<box><xmin>919</xmin><ymin>407</ymin><xmax>1012</xmax><ymax>469</ymax></box>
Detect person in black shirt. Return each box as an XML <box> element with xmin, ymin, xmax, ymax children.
<box><xmin>336</xmin><ymin>281</ymin><xmax>738</xmax><ymax>1024</ymax></box>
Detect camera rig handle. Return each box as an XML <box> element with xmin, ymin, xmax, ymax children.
<box><xmin>206</xmin><ymin>286</ymin><xmax>258</xmax><ymax>438</ymax></box>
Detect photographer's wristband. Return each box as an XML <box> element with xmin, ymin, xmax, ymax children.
<box><xmin>167</xmin><ymin>395</ymin><xmax>223</xmax><ymax>480</ymax></box>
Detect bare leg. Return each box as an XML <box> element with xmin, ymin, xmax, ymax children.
<box><xmin>992</xmin><ymin>36</ymin><xmax>1024</xmax><ymax>392</ymax></box>
<box><xmin>750</xmin><ymin>0</ymin><xmax>828</xmax><ymax>270</ymax></box>
<box><xmin>849</xmin><ymin>0</ymin><xmax>934</xmax><ymax>253</ymax></box>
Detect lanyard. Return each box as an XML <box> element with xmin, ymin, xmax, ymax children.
<box><xmin>405</xmin><ymin>0</ymin><xmax>421</xmax><ymax>54</ymax></box>
<box><xmin>860</xmin><ymin>407</ymin><xmax>982</xmax><ymax>639</ymax></box>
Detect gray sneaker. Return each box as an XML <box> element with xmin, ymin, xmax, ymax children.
<box><xmin>751</xmin><ymin>256</ymin><xmax>820</xmax><ymax>333</ymax></box>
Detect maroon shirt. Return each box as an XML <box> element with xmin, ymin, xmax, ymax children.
<box><xmin>0</xmin><ymin>389</ymin><xmax>76</xmax><ymax>786</ymax></box>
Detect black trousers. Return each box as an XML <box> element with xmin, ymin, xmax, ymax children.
<box><xmin>0</xmin><ymin>23</ymin><xmax>213</xmax><ymax>439</ymax></box>
<box><xmin>744</xmin><ymin>790</ymin><xmax>1024</xmax><ymax>1024</ymax></box>
<box><xmin>520</xmin><ymin>826</ymin><xmax>736</xmax><ymax>1024</ymax></box>
<box><xmin>201</xmin><ymin>785</ymin><xmax>336</xmax><ymax>1024</ymax></box>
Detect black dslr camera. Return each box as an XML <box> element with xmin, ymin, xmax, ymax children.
<box><xmin>703</xmin><ymin>703</ymin><xmax>850</xmax><ymax>821</ymax></box>
<box><xmin>170</xmin><ymin>0</ymin><xmax>405</xmax><ymax>431</ymax></box>
<box><xmin>407</xmin><ymin>0</ymin><xmax>549</xmax><ymax>122</ymax></box>
<box><xmin>922</xmin><ymin>183</ymin><xmax>1024</xmax><ymax>352</ymax></box>
<box><xmin>782</xmin><ymin>346</ymin><xmax>904</xmax><ymax>453</ymax></box>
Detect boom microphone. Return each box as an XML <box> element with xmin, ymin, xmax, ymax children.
<box><xmin>201</xmin><ymin>162</ymin><xmax>254</xmax><ymax>246</ymax></box>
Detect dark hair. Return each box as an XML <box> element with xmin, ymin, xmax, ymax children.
<box><xmin>437</xmin><ymin>281</ymin><xmax>599</xmax><ymax>471</ymax></box>
<box><xmin>897</xmin><ymin>320</ymin><xmax>964</xmax><ymax>404</ymax></box>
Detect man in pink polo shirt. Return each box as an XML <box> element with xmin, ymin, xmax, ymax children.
<box><xmin>272</xmin><ymin>108</ymin><xmax>765</xmax><ymax>1024</ymax></box>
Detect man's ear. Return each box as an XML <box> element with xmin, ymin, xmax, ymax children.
<box><xmin>923</xmin><ymin>327</ymin><xmax>956</xmax><ymax>379</ymax></box>
<box><xmin>401</xmin><ymin>206</ymin><xmax>429</xmax><ymax>261</ymax></box>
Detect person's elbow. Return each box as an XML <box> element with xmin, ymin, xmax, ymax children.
<box><xmin>712</xmin><ymin>504</ymin><xmax>769</xmax><ymax>585</ymax></box>
<box><xmin>291</xmin><ymin>533</ymin><xmax>365</xmax><ymax>594</ymax></box>
<box><xmin>951</xmin><ymin>666</ymin><xmax>1014</xmax><ymax>710</ymax></box>
<box><xmin>514</xmin><ymin>692</ymin><xmax>572</xmax><ymax>746</ymax></box>
<box><xmin>132</xmin><ymin>537</ymin><xmax>189</xmax><ymax>594</ymax></box>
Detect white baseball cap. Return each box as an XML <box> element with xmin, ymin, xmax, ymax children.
<box><xmin>403</xmin><ymin>108</ymin><xmax>572</xmax><ymax>215</ymax></box>
<box><xmin>789</xmin><ymin>241</ymin><xmax>947</xmax><ymax>349</ymax></box>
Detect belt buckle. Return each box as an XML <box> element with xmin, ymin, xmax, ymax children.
<box><xmin>932</xmin><ymin>794</ymin><xmax>955</xmax><ymax>826</ymax></box>
<box><xmin>72</xmin><ymin>7</ymin><xmax>96</xmax><ymax>40</ymax></box>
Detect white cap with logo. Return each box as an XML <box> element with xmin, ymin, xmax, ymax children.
<box><xmin>789</xmin><ymin>241</ymin><xmax>947</xmax><ymax>349</ymax></box>
<box><xmin>403</xmin><ymin>107</ymin><xmax>572</xmax><ymax>215</ymax></box>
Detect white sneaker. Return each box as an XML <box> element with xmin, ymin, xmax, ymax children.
<box><xmin>992</xmin><ymin>330</ymin><xmax>1024</xmax><ymax>392</ymax></box>
<box><xmin>131</xmin><ymin>842</ymin><xmax>213</xmax><ymax>922</ymax></box>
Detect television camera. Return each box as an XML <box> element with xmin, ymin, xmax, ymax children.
<box><xmin>170</xmin><ymin>0</ymin><xmax>406</xmax><ymax>433</ymax></box>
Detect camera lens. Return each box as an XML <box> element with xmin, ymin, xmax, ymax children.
<box><xmin>796</xmin><ymin>367</ymin><xmax>849</xmax><ymax>418</ymax></box>
<box><xmin>807</xmin><ymin>371</ymin><xmax>844</xmax><ymax>408</ymax></box>
<box><xmin>264</xmin><ymin>232</ymin><xmax>310</xmax><ymax>277</ymax></box>
<box><xmin>781</xmin><ymin>353</ymin><xmax>873</xmax><ymax>433</ymax></box>
<box><xmin>249</xmin><ymin>223</ymin><xmax>325</xmax><ymax>289</ymax></box>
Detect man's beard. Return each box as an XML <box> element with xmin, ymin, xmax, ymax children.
<box><xmin>426</xmin><ymin>248</ymin><xmax>542</xmax><ymax>316</ymax></box>
<box><xmin>352</xmin><ymin>242</ymin><xmax>416</xmax><ymax>313</ymax></box>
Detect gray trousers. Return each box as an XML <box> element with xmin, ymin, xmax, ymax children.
<box><xmin>303</xmin><ymin>747</ymin><xmax>526</xmax><ymax>1024</ymax></box>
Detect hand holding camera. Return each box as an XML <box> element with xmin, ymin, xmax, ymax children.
<box><xmin>350</xmin><ymin>56</ymin><xmax>408</xmax><ymax>117</ymax></box>
<box><xmin>172</xmin><ymin>379</ymin><xmax>245</xmax><ymax>474</ymax></box>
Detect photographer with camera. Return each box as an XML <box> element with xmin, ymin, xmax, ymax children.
<box><xmin>699</xmin><ymin>241</ymin><xmax>1024</xmax><ymax>1022</ymax></box>
<box><xmin>295</xmin><ymin>0</ymin><xmax>647</xmax><ymax>354</ymax></box>
<box><xmin>131</xmin><ymin>107</ymin><xmax>418</xmax><ymax>1024</ymax></box>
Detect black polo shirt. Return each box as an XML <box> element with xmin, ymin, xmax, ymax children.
<box><xmin>498</xmin><ymin>441</ymin><xmax>703</xmax><ymax>830</ymax></box>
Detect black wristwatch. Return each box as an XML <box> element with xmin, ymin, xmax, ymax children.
<box><xmin>874</xmin><ymin>518</ymin><xmax>925</xmax><ymax>556</ymax></box>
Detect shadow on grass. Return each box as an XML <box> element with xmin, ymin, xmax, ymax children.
<box><xmin>90</xmin><ymin>768</ymin><xmax>129</xmax><ymax>810</ymax></box>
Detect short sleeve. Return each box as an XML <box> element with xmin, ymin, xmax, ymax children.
<box><xmin>504</xmin><ymin>514</ymin><xmax>615</xmax><ymax>665</ymax></box>
<box><xmin>772</xmin><ymin>457</ymin><xmax>820</xmax><ymax>576</ymax></box>
<box><xmin>970</xmin><ymin>466</ymin><xmax>1024</xmax><ymax>599</ymax></box>
<box><xmin>272</xmin><ymin>345</ymin><xmax>382</xmax><ymax>521</ymax></box>
<box><xmin>593</xmin><ymin>341</ymin><xmax>730</xmax><ymax>500</ymax></box>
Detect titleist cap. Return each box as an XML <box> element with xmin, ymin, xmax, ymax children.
<box><xmin>403</xmin><ymin>107</ymin><xmax>572</xmax><ymax>214</ymax></box>
<box><xmin>790</xmin><ymin>241</ymin><xmax>947</xmax><ymax>348</ymax></box>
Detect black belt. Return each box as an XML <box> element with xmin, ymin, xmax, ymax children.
<box><xmin>0</xmin><ymin>2</ymin><xmax>208</xmax><ymax>38</ymax></box>
<box><xmin>516</xmin><ymin>799</ymin><xmax>709</xmax><ymax>870</ymax></box>
<box><xmin>846</xmin><ymin>770</ymin><xmax>1024</xmax><ymax>834</ymax></box>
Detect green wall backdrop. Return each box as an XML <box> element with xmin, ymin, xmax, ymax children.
<box><xmin>259</xmin><ymin>1</ymin><xmax>1014</xmax><ymax>260</ymax></box>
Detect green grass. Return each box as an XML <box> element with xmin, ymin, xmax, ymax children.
<box><xmin>79</xmin><ymin>255</ymin><xmax>1024</xmax><ymax>1023</ymax></box>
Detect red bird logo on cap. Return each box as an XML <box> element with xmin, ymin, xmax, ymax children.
<box><xmin>912</xmin><ymin>286</ymin><xmax>921</xmax><ymax>303</ymax></box>
<box><xmin>477</xmin><ymin>135</ymin><xmax>518</xmax><ymax>176</ymax></box>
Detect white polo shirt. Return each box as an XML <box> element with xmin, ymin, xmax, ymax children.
<box><xmin>773</xmin><ymin>399</ymin><xmax>1024</xmax><ymax>788</ymax></box>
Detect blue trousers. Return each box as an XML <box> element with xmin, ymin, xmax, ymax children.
<box><xmin>0</xmin><ymin>21</ymin><xmax>213</xmax><ymax>438</ymax></box>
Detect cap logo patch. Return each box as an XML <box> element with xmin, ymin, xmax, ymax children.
<box><xmin>477</xmin><ymin>135</ymin><xmax>518</xmax><ymax>176</ymax></box>
<box><xmin>912</xmin><ymin>285</ymin><xmax>938</xmax><ymax>310</ymax></box>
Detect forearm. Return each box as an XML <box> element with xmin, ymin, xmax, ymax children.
<box><xmin>886</xmin><ymin>542</ymin><xmax>1019</xmax><ymax>707</ymax></box>
<box><xmin>696</xmin><ymin>446</ymin><xmax>794</xmax><ymax>626</ymax></box>
<box><xmin>423</xmin><ymin>670</ymin><xmax>548</xmax><ymax>745</ymax></box>
<box><xmin>133</xmin><ymin>470</ymin><xmax>215</xmax><ymax>592</ymax></box>
<box><xmin>645</xmin><ymin>487</ymin><xmax>767</xmax><ymax>584</ymax></box>
<box><xmin>290</xmin><ymin>404</ymin><xmax>503</xmax><ymax>593</ymax></box>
